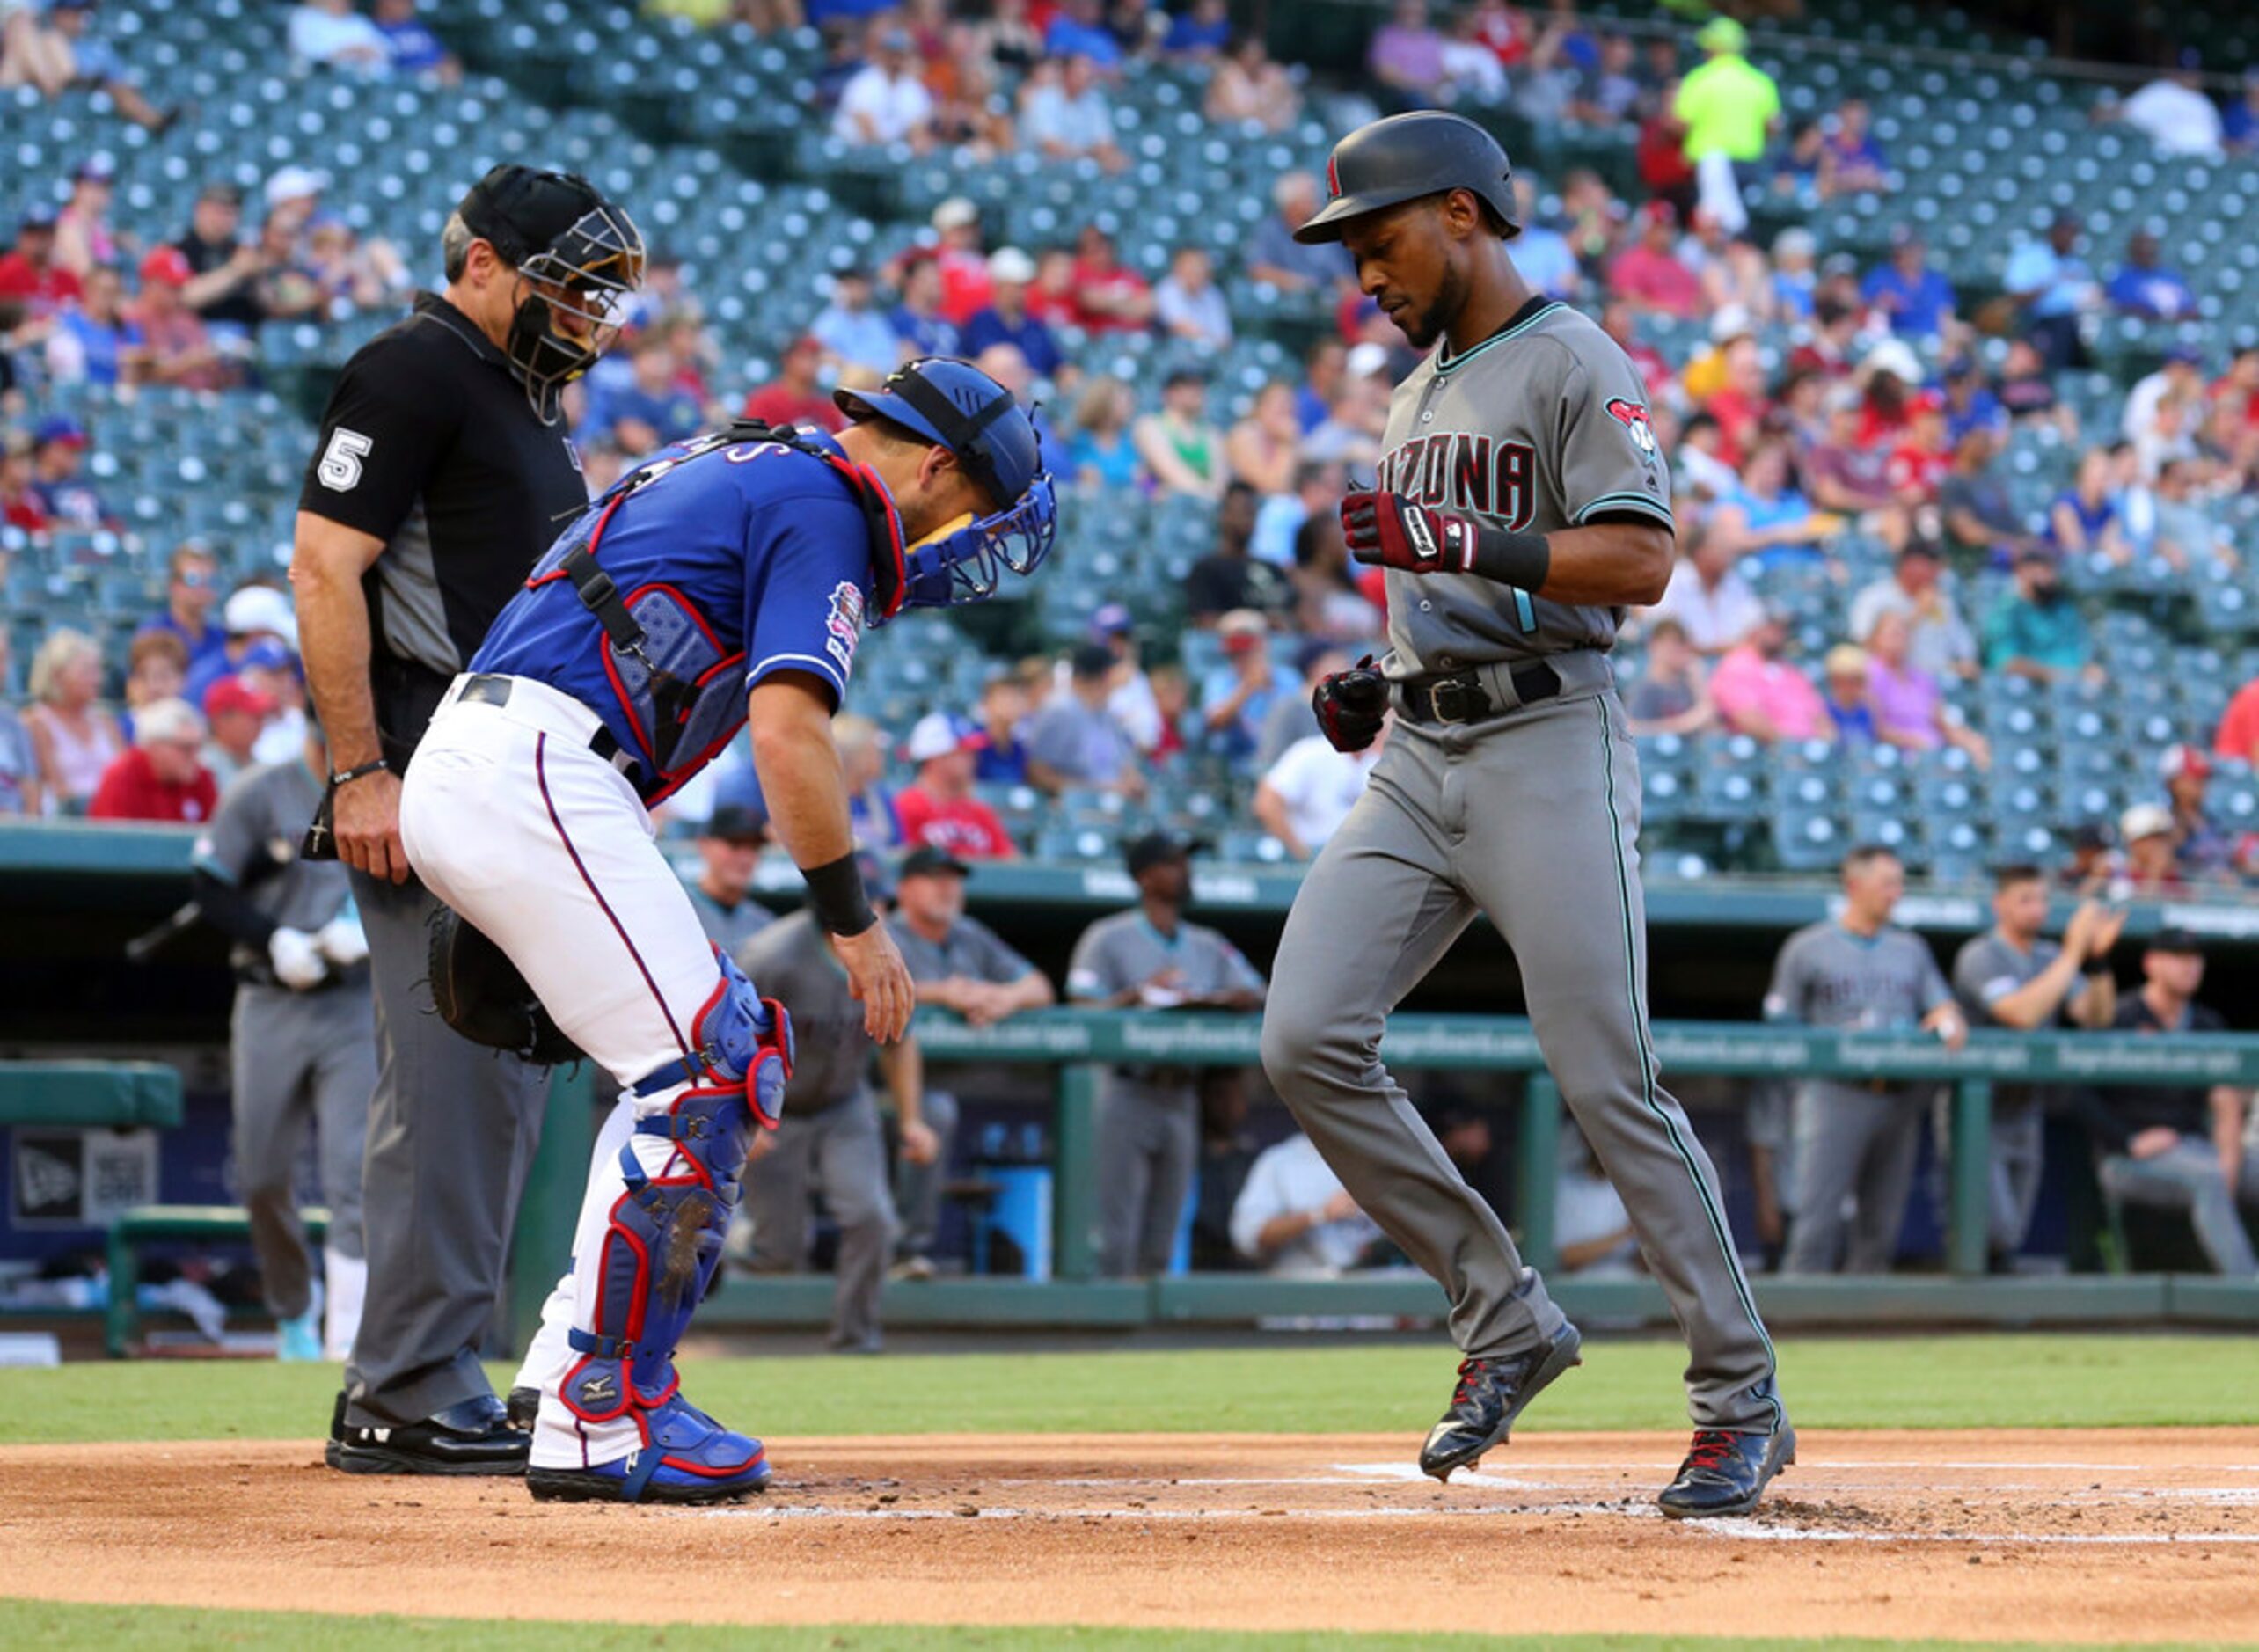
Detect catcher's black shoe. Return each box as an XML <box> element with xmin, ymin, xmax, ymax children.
<box><xmin>507</xmin><ymin>1385</ymin><xmax>540</xmax><ymax>1432</ymax></box>
<box><xmin>1417</xmin><ymin>1320</ymin><xmax>1583</xmax><ymax>1481</ymax></box>
<box><xmin>332</xmin><ymin>1393</ymin><xmax>530</xmax><ymax>1477</ymax></box>
<box><xmin>1656</xmin><ymin>1422</ymin><xmax>1796</xmax><ymax>1519</ymax></box>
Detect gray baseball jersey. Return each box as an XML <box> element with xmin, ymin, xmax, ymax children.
<box><xmin>1765</xmin><ymin>922</ymin><xmax>1952</xmax><ymax>1033</ymax></box>
<box><xmin>738</xmin><ymin>911</ymin><xmax>872</xmax><ymax>1115</ymax></box>
<box><xmin>1374</xmin><ymin>297</ymin><xmax>1670</xmax><ymax>676</ymax></box>
<box><xmin>194</xmin><ymin>761</ymin><xmax>358</xmax><ymax>976</ymax></box>
<box><xmin>1952</xmin><ymin>931</ymin><xmax>2061</xmax><ymax>1028</ymax></box>
<box><xmin>1065</xmin><ymin>910</ymin><xmax>1266</xmax><ymax>1004</ymax></box>
<box><xmin>683</xmin><ymin>881</ymin><xmax>776</xmax><ymax>958</ymax></box>
<box><xmin>1948</xmin><ymin>928</ymin><xmax>2061</xmax><ymax>1256</ymax></box>
<box><xmin>888</xmin><ymin>912</ymin><xmax>1036</xmax><ymax>987</ymax></box>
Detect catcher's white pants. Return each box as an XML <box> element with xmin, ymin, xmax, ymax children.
<box><xmin>400</xmin><ymin>674</ymin><xmax>735</xmax><ymax>1470</ymax></box>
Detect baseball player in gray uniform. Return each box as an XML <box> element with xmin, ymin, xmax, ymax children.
<box><xmin>1068</xmin><ymin>831</ymin><xmax>1266</xmax><ymax>1278</ymax></box>
<box><xmin>1260</xmin><ymin>111</ymin><xmax>1792</xmax><ymax>1518</ymax></box>
<box><xmin>888</xmin><ymin>844</ymin><xmax>1056</xmax><ymax>1274</ymax></box>
<box><xmin>682</xmin><ymin>803</ymin><xmax>778</xmax><ymax>956</ymax></box>
<box><xmin>1767</xmin><ymin>846</ymin><xmax>1967</xmax><ymax>1275</ymax></box>
<box><xmin>1948</xmin><ymin>867</ymin><xmax>2123</xmax><ymax>1265</ymax></box>
<box><xmin>190</xmin><ymin>727</ymin><xmax>375</xmax><ymax>1361</ymax></box>
<box><xmin>735</xmin><ymin>859</ymin><xmax>937</xmax><ymax>1351</ymax></box>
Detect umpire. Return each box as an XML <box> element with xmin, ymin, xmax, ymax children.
<box><xmin>291</xmin><ymin>164</ymin><xmax>642</xmax><ymax>1473</ymax></box>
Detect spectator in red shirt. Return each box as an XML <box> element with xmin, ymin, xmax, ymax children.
<box><xmin>0</xmin><ymin>429</ymin><xmax>47</xmax><ymax>533</ymax></box>
<box><xmin>1606</xmin><ymin>201</ymin><xmax>1702</xmax><ymax>318</ymax></box>
<box><xmin>1068</xmin><ymin>224</ymin><xmax>1155</xmax><ymax>333</ymax></box>
<box><xmin>0</xmin><ymin>208</ymin><xmax>84</xmax><ymax>324</ymax></box>
<box><xmin>133</xmin><ymin>245</ymin><xmax>238</xmax><ymax>391</ymax></box>
<box><xmin>740</xmin><ymin>337</ymin><xmax>846</xmax><ymax>432</ymax></box>
<box><xmin>1600</xmin><ymin>297</ymin><xmax>1671</xmax><ymax>397</ymax></box>
<box><xmin>894</xmin><ymin>712</ymin><xmax>1018</xmax><ymax>859</ymax></box>
<box><xmin>2214</xmin><ymin>674</ymin><xmax>2259</xmax><ymax>767</ymax></box>
<box><xmin>1886</xmin><ymin>390</ymin><xmax>1954</xmax><ymax>506</ymax></box>
<box><xmin>1704</xmin><ymin>334</ymin><xmax>1772</xmax><ymax>467</ymax></box>
<box><xmin>88</xmin><ymin>697</ymin><xmax>217</xmax><ymax>824</ymax></box>
<box><xmin>1026</xmin><ymin>245</ymin><xmax>1079</xmax><ymax>327</ymax></box>
<box><xmin>929</xmin><ymin>197</ymin><xmax>992</xmax><ymax>326</ymax></box>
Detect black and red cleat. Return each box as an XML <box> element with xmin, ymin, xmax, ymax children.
<box><xmin>1416</xmin><ymin>1321</ymin><xmax>1583</xmax><ymax>1482</ymax></box>
<box><xmin>1656</xmin><ymin>1422</ymin><xmax>1796</xmax><ymax>1519</ymax></box>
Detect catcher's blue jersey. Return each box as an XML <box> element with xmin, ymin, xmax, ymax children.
<box><xmin>473</xmin><ymin>428</ymin><xmax>873</xmax><ymax>786</ymax></box>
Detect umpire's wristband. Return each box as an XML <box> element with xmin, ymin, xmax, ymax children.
<box><xmin>802</xmin><ymin>851</ymin><xmax>877</xmax><ymax>937</ymax></box>
<box><xmin>1466</xmin><ymin>523</ymin><xmax>1552</xmax><ymax>592</ymax></box>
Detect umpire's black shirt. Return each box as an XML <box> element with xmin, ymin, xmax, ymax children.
<box><xmin>298</xmin><ymin>291</ymin><xmax>587</xmax><ymax>769</ymax></box>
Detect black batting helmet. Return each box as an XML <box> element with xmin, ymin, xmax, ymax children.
<box><xmin>1292</xmin><ymin>112</ymin><xmax>1520</xmax><ymax>245</ymax></box>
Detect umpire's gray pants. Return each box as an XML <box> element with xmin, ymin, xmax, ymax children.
<box><xmin>742</xmin><ymin>1089</ymin><xmax>899</xmax><ymax>1349</ymax></box>
<box><xmin>1261</xmin><ymin>685</ymin><xmax>1780</xmax><ymax>1432</ymax></box>
<box><xmin>1784</xmin><ymin>1081</ymin><xmax>1928</xmax><ymax>1274</ymax></box>
<box><xmin>346</xmin><ymin>869</ymin><xmax>548</xmax><ymax>1427</ymax></box>
<box><xmin>231</xmin><ymin>982</ymin><xmax>375</xmax><ymax>1319</ymax></box>
<box><xmin>895</xmin><ymin>1087</ymin><xmax>960</xmax><ymax>1261</ymax></box>
<box><xmin>2099</xmin><ymin>1137</ymin><xmax>2259</xmax><ymax>1275</ymax></box>
<box><xmin>1093</xmin><ymin>1075</ymin><xmax>1198</xmax><ymax>1277</ymax></box>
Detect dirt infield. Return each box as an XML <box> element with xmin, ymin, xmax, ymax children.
<box><xmin>4</xmin><ymin>1430</ymin><xmax>2257</xmax><ymax>1641</ymax></box>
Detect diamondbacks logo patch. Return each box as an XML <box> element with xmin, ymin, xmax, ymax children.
<box><xmin>824</xmin><ymin>580</ymin><xmax>865</xmax><ymax>676</ymax></box>
<box><xmin>1605</xmin><ymin>398</ymin><xmax>1657</xmax><ymax>456</ymax></box>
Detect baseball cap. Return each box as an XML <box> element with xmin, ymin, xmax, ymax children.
<box><xmin>18</xmin><ymin>204</ymin><xmax>57</xmax><ymax>232</ymax></box>
<box><xmin>2159</xmin><ymin>742</ymin><xmax>2212</xmax><ymax>783</ymax></box>
<box><xmin>1640</xmin><ymin>199</ymin><xmax>1678</xmax><ymax>230</ymax></box>
<box><xmin>699</xmin><ymin>802</ymin><xmax>768</xmax><ymax>844</ymax></box>
<box><xmin>2148</xmin><ymin>925</ymin><xmax>2204</xmax><ymax>956</ymax></box>
<box><xmin>201</xmin><ymin>676</ymin><xmax>275</xmax><ymax>720</ymax></box>
<box><xmin>32</xmin><ymin>415</ymin><xmax>87</xmax><ymax>450</ymax></box>
<box><xmin>931</xmin><ymin>197</ymin><xmax>979</xmax><ymax>232</ymax></box>
<box><xmin>1217</xmin><ymin>609</ymin><xmax>1267</xmax><ymax>652</ymax></box>
<box><xmin>1696</xmin><ymin>16</ymin><xmax>1748</xmax><ymax>53</ymax></box>
<box><xmin>1708</xmin><ymin>303</ymin><xmax>1754</xmax><ymax>346</ymax></box>
<box><xmin>1123</xmin><ymin>829</ymin><xmax>1202</xmax><ymax>879</ymax></box>
<box><xmin>987</xmin><ymin>246</ymin><xmax>1037</xmax><ymax>284</ymax></box>
<box><xmin>900</xmin><ymin>844</ymin><xmax>972</xmax><ymax>881</ymax></box>
<box><xmin>223</xmin><ymin>585</ymin><xmax>298</xmax><ymax>648</ymax></box>
<box><xmin>2165</xmin><ymin>345</ymin><xmax>2203</xmax><ymax>368</ymax></box>
<box><xmin>1088</xmin><ymin>602</ymin><xmax>1134</xmax><ymax>639</ymax></box>
<box><xmin>238</xmin><ymin>638</ymin><xmax>296</xmax><ymax>674</ymax></box>
<box><xmin>264</xmin><ymin>164</ymin><xmax>330</xmax><ymax>208</ymax></box>
<box><xmin>138</xmin><ymin>245</ymin><xmax>193</xmax><ymax>289</ymax></box>
<box><xmin>903</xmin><ymin>711</ymin><xmax>988</xmax><ymax>764</ymax></box>
<box><xmin>1897</xmin><ymin>537</ymin><xmax>1943</xmax><ymax>561</ymax></box>
<box><xmin>1069</xmin><ymin>640</ymin><xmax>1115</xmax><ymax>680</ymax></box>
<box><xmin>2119</xmin><ymin>801</ymin><xmax>2174</xmax><ymax>843</ymax></box>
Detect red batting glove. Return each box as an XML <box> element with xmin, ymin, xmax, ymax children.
<box><xmin>1340</xmin><ymin>488</ymin><xmax>1476</xmax><ymax>574</ymax></box>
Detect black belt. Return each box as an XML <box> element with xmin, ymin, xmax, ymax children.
<box><xmin>1400</xmin><ymin>659</ymin><xmax>1562</xmax><ymax>727</ymax></box>
<box><xmin>458</xmin><ymin>673</ymin><xmax>648</xmax><ymax>791</ymax></box>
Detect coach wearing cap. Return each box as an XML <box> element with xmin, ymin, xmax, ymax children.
<box><xmin>292</xmin><ymin>164</ymin><xmax>643</xmax><ymax>1473</ymax></box>
<box><xmin>1065</xmin><ymin>832</ymin><xmax>1267</xmax><ymax>1276</ymax></box>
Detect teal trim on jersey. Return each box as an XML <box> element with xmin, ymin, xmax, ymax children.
<box><xmin>1433</xmin><ymin>301</ymin><xmax>1561</xmax><ymax>375</ymax></box>
<box><xmin>1574</xmin><ymin>491</ymin><xmax>1675</xmax><ymax>526</ymax></box>
<box><xmin>1510</xmin><ymin>588</ymin><xmax>1536</xmax><ymax>632</ymax></box>
<box><xmin>1592</xmin><ymin>697</ymin><xmax>1783</xmax><ymax>1426</ymax></box>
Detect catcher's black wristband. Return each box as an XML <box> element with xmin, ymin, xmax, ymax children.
<box><xmin>1466</xmin><ymin>522</ymin><xmax>1552</xmax><ymax>592</ymax></box>
<box><xmin>802</xmin><ymin>851</ymin><xmax>877</xmax><ymax>937</ymax></box>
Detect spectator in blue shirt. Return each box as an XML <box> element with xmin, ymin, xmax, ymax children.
<box><xmin>373</xmin><ymin>0</ymin><xmax>458</xmax><ymax>80</ymax></box>
<box><xmin>1296</xmin><ymin>339</ymin><xmax>1344</xmax><ymax>435</ymax></box>
<box><xmin>1508</xmin><ymin>178</ymin><xmax>1581</xmax><ymax>301</ymax></box>
<box><xmin>2105</xmin><ymin>230</ymin><xmax>2198</xmax><ymax>321</ymax></box>
<box><xmin>974</xmin><ymin>671</ymin><xmax>1032</xmax><ymax>786</ymax></box>
<box><xmin>887</xmin><ymin>251</ymin><xmax>958</xmax><ymax>361</ymax></box>
<box><xmin>961</xmin><ymin>248</ymin><xmax>1063</xmax><ymax>380</ymax></box>
<box><xmin>1163</xmin><ymin>0</ymin><xmax>1232</xmax><ymax>58</ymax></box>
<box><xmin>135</xmin><ymin>542</ymin><xmax>230</xmax><ymax>674</ymax></box>
<box><xmin>583</xmin><ymin>336</ymin><xmax>704</xmax><ymax>457</ymax></box>
<box><xmin>2002</xmin><ymin>214</ymin><xmax>2102</xmax><ymax>370</ymax></box>
<box><xmin>809</xmin><ymin>267</ymin><xmax>900</xmax><ymax>376</ymax></box>
<box><xmin>1044</xmin><ymin>0</ymin><xmax>1122</xmax><ymax>71</ymax></box>
<box><xmin>1861</xmin><ymin>230</ymin><xmax>1956</xmax><ymax>339</ymax></box>
<box><xmin>1246</xmin><ymin>173</ymin><xmax>1354</xmax><ymax>294</ymax></box>
<box><xmin>2226</xmin><ymin>69</ymin><xmax>2259</xmax><ymax>150</ymax></box>
<box><xmin>1941</xmin><ymin>356</ymin><xmax>2007</xmax><ymax>446</ymax></box>
<box><xmin>1820</xmin><ymin>97</ymin><xmax>1890</xmax><ymax>194</ymax></box>
<box><xmin>46</xmin><ymin>266</ymin><xmax>143</xmax><ymax>387</ymax></box>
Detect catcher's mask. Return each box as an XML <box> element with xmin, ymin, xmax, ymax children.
<box><xmin>458</xmin><ymin>164</ymin><xmax>645</xmax><ymax>424</ymax></box>
<box><xmin>831</xmin><ymin>356</ymin><xmax>1058</xmax><ymax>622</ymax></box>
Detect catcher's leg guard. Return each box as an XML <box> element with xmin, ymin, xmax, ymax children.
<box><xmin>527</xmin><ymin>954</ymin><xmax>791</xmax><ymax>1504</ymax></box>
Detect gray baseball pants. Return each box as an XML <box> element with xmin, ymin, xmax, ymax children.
<box><xmin>1785</xmin><ymin>1081</ymin><xmax>1928</xmax><ymax>1274</ymax></box>
<box><xmin>1261</xmin><ymin>684</ymin><xmax>1780</xmax><ymax>1431</ymax></box>
<box><xmin>1093</xmin><ymin>1074</ymin><xmax>1199</xmax><ymax>1277</ymax></box>
<box><xmin>1933</xmin><ymin>1092</ymin><xmax>2046</xmax><ymax>1260</ymax></box>
<box><xmin>230</xmin><ymin>983</ymin><xmax>375</xmax><ymax>1319</ymax></box>
<box><xmin>345</xmin><ymin>869</ymin><xmax>548</xmax><ymax>1427</ymax></box>
<box><xmin>895</xmin><ymin>1087</ymin><xmax>960</xmax><ymax>1261</ymax></box>
<box><xmin>2099</xmin><ymin>1137</ymin><xmax>2259</xmax><ymax>1275</ymax></box>
<box><xmin>742</xmin><ymin>1089</ymin><xmax>899</xmax><ymax>1349</ymax></box>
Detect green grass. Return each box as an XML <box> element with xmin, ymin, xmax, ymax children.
<box><xmin>0</xmin><ymin>1603</ymin><xmax>2226</xmax><ymax>1652</ymax></box>
<box><xmin>0</xmin><ymin>1335</ymin><xmax>2252</xmax><ymax>1447</ymax></box>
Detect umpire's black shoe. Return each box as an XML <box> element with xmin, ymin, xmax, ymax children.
<box><xmin>1417</xmin><ymin>1321</ymin><xmax>1583</xmax><ymax>1482</ymax></box>
<box><xmin>506</xmin><ymin>1385</ymin><xmax>540</xmax><ymax>1432</ymax></box>
<box><xmin>332</xmin><ymin>1393</ymin><xmax>530</xmax><ymax>1477</ymax></box>
<box><xmin>1656</xmin><ymin>1421</ymin><xmax>1796</xmax><ymax>1519</ymax></box>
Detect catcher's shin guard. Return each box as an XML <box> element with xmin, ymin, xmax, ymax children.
<box><xmin>545</xmin><ymin>954</ymin><xmax>790</xmax><ymax>1502</ymax></box>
